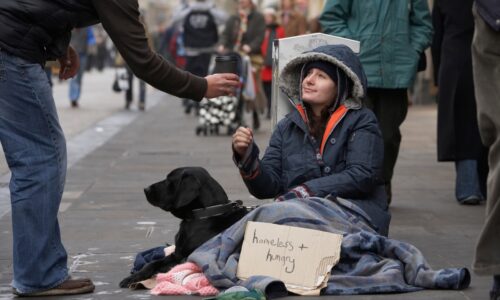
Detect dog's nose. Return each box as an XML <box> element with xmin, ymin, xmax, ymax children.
<box><xmin>144</xmin><ymin>187</ymin><xmax>151</xmax><ymax>198</ymax></box>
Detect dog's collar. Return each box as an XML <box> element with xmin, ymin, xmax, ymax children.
<box><xmin>189</xmin><ymin>200</ymin><xmax>246</xmax><ymax>220</ymax></box>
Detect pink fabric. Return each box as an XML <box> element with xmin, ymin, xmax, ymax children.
<box><xmin>150</xmin><ymin>262</ymin><xmax>219</xmax><ymax>296</ymax></box>
<box><xmin>164</xmin><ymin>245</ymin><xmax>175</xmax><ymax>257</ymax></box>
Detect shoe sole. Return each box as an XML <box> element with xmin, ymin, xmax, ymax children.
<box><xmin>13</xmin><ymin>284</ymin><xmax>94</xmax><ymax>297</ymax></box>
<box><xmin>458</xmin><ymin>196</ymin><xmax>482</xmax><ymax>205</ymax></box>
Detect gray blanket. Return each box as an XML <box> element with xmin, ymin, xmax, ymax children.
<box><xmin>188</xmin><ymin>197</ymin><xmax>470</xmax><ymax>297</ymax></box>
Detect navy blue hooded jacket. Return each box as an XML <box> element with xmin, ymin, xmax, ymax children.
<box><xmin>234</xmin><ymin>44</ymin><xmax>391</xmax><ymax>235</ymax></box>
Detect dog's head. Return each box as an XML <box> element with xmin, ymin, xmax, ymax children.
<box><xmin>144</xmin><ymin>167</ymin><xmax>230</xmax><ymax>219</ymax></box>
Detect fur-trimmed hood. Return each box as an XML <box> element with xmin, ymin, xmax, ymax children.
<box><xmin>279</xmin><ymin>44</ymin><xmax>367</xmax><ymax>110</ymax></box>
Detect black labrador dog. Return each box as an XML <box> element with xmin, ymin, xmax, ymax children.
<box><xmin>119</xmin><ymin>167</ymin><xmax>249</xmax><ymax>288</ymax></box>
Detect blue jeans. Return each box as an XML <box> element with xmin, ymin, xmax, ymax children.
<box><xmin>69</xmin><ymin>53</ymin><xmax>87</xmax><ymax>102</ymax></box>
<box><xmin>455</xmin><ymin>159</ymin><xmax>484</xmax><ymax>201</ymax></box>
<box><xmin>0</xmin><ymin>50</ymin><xmax>69</xmax><ymax>293</ymax></box>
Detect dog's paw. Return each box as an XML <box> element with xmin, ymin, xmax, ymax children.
<box><xmin>119</xmin><ymin>275</ymin><xmax>136</xmax><ymax>288</ymax></box>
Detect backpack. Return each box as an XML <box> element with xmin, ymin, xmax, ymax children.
<box><xmin>183</xmin><ymin>9</ymin><xmax>218</xmax><ymax>48</ymax></box>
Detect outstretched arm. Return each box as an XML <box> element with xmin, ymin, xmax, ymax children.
<box><xmin>92</xmin><ymin>0</ymin><xmax>238</xmax><ymax>100</ymax></box>
<box><xmin>232</xmin><ymin>126</ymin><xmax>284</xmax><ymax>199</ymax></box>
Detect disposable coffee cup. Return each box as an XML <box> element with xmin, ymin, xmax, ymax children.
<box><xmin>213</xmin><ymin>55</ymin><xmax>238</xmax><ymax>75</ymax></box>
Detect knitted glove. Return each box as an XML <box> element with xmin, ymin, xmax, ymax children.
<box><xmin>275</xmin><ymin>184</ymin><xmax>312</xmax><ymax>202</ymax></box>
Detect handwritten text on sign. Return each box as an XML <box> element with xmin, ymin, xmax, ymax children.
<box><xmin>237</xmin><ymin>222</ymin><xmax>343</xmax><ymax>289</ymax></box>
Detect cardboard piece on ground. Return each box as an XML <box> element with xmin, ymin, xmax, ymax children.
<box><xmin>130</xmin><ymin>278</ymin><xmax>157</xmax><ymax>290</ymax></box>
<box><xmin>236</xmin><ymin>222</ymin><xmax>343</xmax><ymax>295</ymax></box>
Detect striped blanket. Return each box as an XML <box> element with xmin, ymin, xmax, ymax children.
<box><xmin>188</xmin><ymin>197</ymin><xmax>470</xmax><ymax>296</ymax></box>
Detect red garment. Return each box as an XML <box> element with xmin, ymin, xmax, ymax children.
<box><xmin>169</xmin><ymin>30</ymin><xmax>186</xmax><ymax>69</ymax></box>
<box><xmin>260</xmin><ymin>25</ymin><xmax>285</xmax><ymax>82</ymax></box>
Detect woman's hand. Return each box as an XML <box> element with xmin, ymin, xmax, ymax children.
<box><xmin>57</xmin><ymin>46</ymin><xmax>79</xmax><ymax>80</ymax></box>
<box><xmin>232</xmin><ymin>126</ymin><xmax>253</xmax><ymax>157</ymax></box>
<box><xmin>275</xmin><ymin>185</ymin><xmax>312</xmax><ymax>202</ymax></box>
<box><xmin>204</xmin><ymin>73</ymin><xmax>240</xmax><ymax>99</ymax></box>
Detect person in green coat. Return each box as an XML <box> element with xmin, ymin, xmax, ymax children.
<box><xmin>319</xmin><ymin>0</ymin><xmax>432</xmax><ymax>204</ymax></box>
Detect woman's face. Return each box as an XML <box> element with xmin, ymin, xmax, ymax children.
<box><xmin>264</xmin><ymin>13</ymin><xmax>275</xmax><ymax>25</ymax></box>
<box><xmin>282</xmin><ymin>0</ymin><xmax>293</xmax><ymax>10</ymax></box>
<box><xmin>239</xmin><ymin>0</ymin><xmax>252</xmax><ymax>10</ymax></box>
<box><xmin>301</xmin><ymin>68</ymin><xmax>337</xmax><ymax>115</ymax></box>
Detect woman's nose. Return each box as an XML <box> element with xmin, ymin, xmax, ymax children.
<box><xmin>304</xmin><ymin>74</ymin><xmax>315</xmax><ymax>85</ymax></box>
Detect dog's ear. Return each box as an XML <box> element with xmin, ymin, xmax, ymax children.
<box><xmin>173</xmin><ymin>172</ymin><xmax>202</xmax><ymax>210</ymax></box>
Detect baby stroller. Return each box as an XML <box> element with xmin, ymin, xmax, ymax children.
<box><xmin>195</xmin><ymin>52</ymin><xmax>249</xmax><ymax>136</ymax></box>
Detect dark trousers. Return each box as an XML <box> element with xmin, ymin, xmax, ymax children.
<box><xmin>183</xmin><ymin>53</ymin><xmax>212</xmax><ymax>112</ymax></box>
<box><xmin>125</xmin><ymin>66</ymin><xmax>146</xmax><ymax>105</ymax></box>
<box><xmin>472</xmin><ymin>3</ymin><xmax>500</xmax><ymax>276</ymax></box>
<box><xmin>364</xmin><ymin>88</ymin><xmax>409</xmax><ymax>185</ymax></box>
<box><xmin>185</xmin><ymin>53</ymin><xmax>212</xmax><ymax>77</ymax></box>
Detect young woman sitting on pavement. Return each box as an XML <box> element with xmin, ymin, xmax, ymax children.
<box><xmin>231</xmin><ymin>44</ymin><xmax>391</xmax><ymax>236</ymax></box>
<box><xmin>187</xmin><ymin>54</ymin><xmax>469</xmax><ymax>293</ymax></box>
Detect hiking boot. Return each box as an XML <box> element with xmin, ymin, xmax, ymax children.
<box><xmin>13</xmin><ymin>277</ymin><xmax>95</xmax><ymax>297</ymax></box>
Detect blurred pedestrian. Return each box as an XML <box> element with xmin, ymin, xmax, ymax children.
<box><xmin>69</xmin><ymin>27</ymin><xmax>93</xmax><ymax>108</ymax></box>
<box><xmin>124</xmin><ymin>13</ymin><xmax>152</xmax><ymax>111</ymax></box>
<box><xmin>92</xmin><ymin>25</ymin><xmax>109</xmax><ymax>71</ymax></box>
<box><xmin>219</xmin><ymin>0</ymin><xmax>266</xmax><ymax>130</ymax></box>
<box><xmin>124</xmin><ymin>65</ymin><xmax>147</xmax><ymax>111</ymax></box>
<box><xmin>320</xmin><ymin>0</ymin><xmax>433</xmax><ymax>204</ymax></box>
<box><xmin>280</xmin><ymin>0</ymin><xmax>308</xmax><ymax>37</ymax></box>
<box><xmin>0</xmin><ymin>0</ymin><xmax>239</xmax><ymax>297</ymax></box>
<box><xmin>471</xmin><ymin>1</ymin><xmax>500</xmax><ymax>299</ymax></box>
<box><xmin>220</xmin><ymin>0</ymin><xmax>266</xmax><ymax>55</ymax></box>
<box><xmin>260</xmin><ymin>7</ymin><xmax>285</xmax><ymax>119</ymax></box>
<box><xmin>431</xmin><ymin>0</ymin><xmax>488</xmax><ymax>205</ymax></box>
<box><xmin>159</xmin><ymin>20</ymin><xmax>187</xmax><ymax>69</ymax></box>
<box><xmin>173</xmin><ymin>0</ymin><xmax>227</xmax><ymax>115</ymax></box>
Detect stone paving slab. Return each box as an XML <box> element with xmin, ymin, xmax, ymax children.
<box><xmin>0</xmin><ymin>92</ymin><xmax>491</xmax><ymax>299</ymax></box>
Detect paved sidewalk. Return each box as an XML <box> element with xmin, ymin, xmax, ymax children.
<box><xmin>0</xmin><ymin>90</ymin><xmax>491</xmax><ymax>299</ymax></box>
<box><xmin>0</xmin><ymin>69</ymin><xmax>148</xmax><ymax>177</ymax></box>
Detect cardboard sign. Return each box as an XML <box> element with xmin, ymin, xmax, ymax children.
<box><xmin>237</xmin><ymin>222</ymin><xmax>343</xmax><ymax>295</ymax></box>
